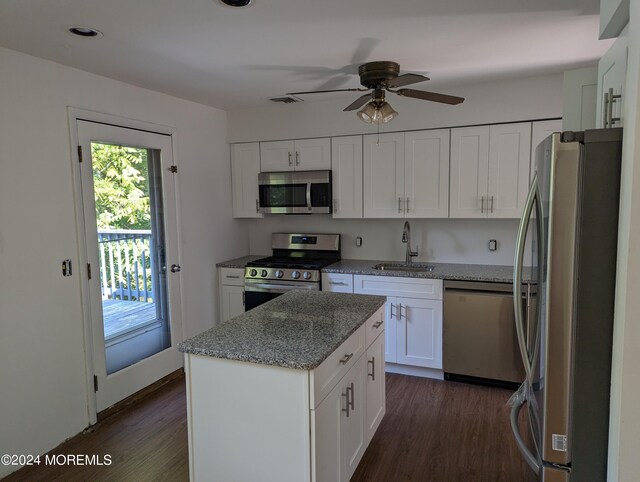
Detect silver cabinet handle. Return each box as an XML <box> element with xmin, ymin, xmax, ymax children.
<box><xmin>398</xmin><ymin>197</ymin><xmax>402</xmax><ymax>213</ymax></box>
<box><xmin>170</xmin><ymin>264</ymin><xmax>181</xmax><ymax>273</ymax></box>
<box><xmin>603</xmin><ymin>90</ymin><xmax>609</xmax><ymax>128</ymax></box>
<box><xmin>256</xmin><ymin>199</ymin><xmax>260</xmax><ymax>213</ymax></box>
<box><xmin>373</xmin><ymin>320</ymin><xmax>384</xmax><ymax>329</ymax></box>
<box><xmin>226</xmin><ymin>275</ymin><xmax>240</xmax><ymax>279</ymax></box>
<box><xmin>295</xmin><ymin>151</ymin><xmax>300</xmax><ymax>166</ymax></box>
<box><xmin>481</xmin><ymin>195</ymin><xmax>485</xmax><ymax>213</ymax></box>
<box><xmin>339</xmin><ymin>353</ymin><xmax>354</xmax><ymax>364</ymax></box>
<box><xmin>399</xmin><ymin>303</ymin><xmax>407</xmax><ymax>320</ymax></box>
<box><xmin>368</xmin><ymin>357</ymin><xmax>375</xmax><ymax>380</ymax></box>
<box><xmin>342</xmin><ymin>382</ymin><xmax>354</xmax><ymax>417</ymax></box>
<box><xmin>390</xmin><ymin>303</ymin><xmax>397</xmax><ymax>320</ymax></box>
<box><xmin>288</xmin><ymin>152</ymin><xmax>293</xmax><ymax>166</ymax></box>
<box><xmin>490</xmin><ymin>195</ymin><xmax>494</xmax><ymax>214</ymax></box>
<box><xmin>406</xmin><ymin>197</ymin><xmax>410</xmax><ymax>213</ymax></box>
<box><xmin>329</xmin><ymin>281</ymin><xmax>348</xmax><ymax>286</ymax></box>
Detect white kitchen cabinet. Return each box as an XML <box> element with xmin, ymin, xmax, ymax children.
<box><xmin>260</xmin><ymin>138</ymin><xmax>331</xmax><ymax>172</ymax></box>
<box><xmin>363</xmin><ymin>130</ymin><xmax>450</xmax><ymax>218</ymax></box>
<box><xmin>599</xmin><ymin>0</ymin><xmax>629</xmax><ymax>39</ymax></box>
<box><xmin>365</xmin><ymin>332</ymin><xmax>385</xmax><ymax>444</ymax></box>
<box><xmin>450</xmin><ymin>123</ymin><xmax>531</xmax><ymax>219</ymax></box>
<box><xmin>404</xmin><ymin>129</ymin><xmax>450</xmax><ymax>218</ymax></box>
<box><xmin>331</xmin><ymin>136</ymin><xmax>363</xmax><ymax>218</ymax></box>
<box><xmin>218</xmin><ymin>267</ymin><xmax>245</xmax><ymax>323</ymax></box>
<box><xmin>530</xmin><ymin>120</ymin><xmax>562</xmax><ymax>180</ymax></box>
<box><xmin>231</xmin><ymin>142</ymin><xmax>262</xmax><ymax>218</ymax></box>
<box><xmin>354</xmin><ymin>275</ymin><xmax>443</xmax><ymax>371</ymax></box>
<box><xmin>596</xmin><ymin>33</ymin><xmax>628</xmax><ymax>129</ymax></box>
<box><xmin>363</xmin><ymin>132</ymin><xmax>405</xmax><ymax>218</ymax></box>
<box><xmin>562</xmin><ymin>67</ymin><xmax>598</xmax><ymax>132</ymax></box>
<box><xmin>394</xmin><ymin>297</ymin><xmax>442</xmax><ymax>369</ymax></box>
<box><xmin>321</xmin><ymin>273</ymin><xmax>354</xmax><ymax>293</ymax></box>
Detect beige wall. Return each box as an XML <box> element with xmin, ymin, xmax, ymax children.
<box><xmin>0</xmin><ymin>47</ymin><xmax>247</xmax><ymax>478</ymax></box>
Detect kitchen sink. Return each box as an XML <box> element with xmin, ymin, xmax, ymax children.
<box><xmin>373</xmin><ymin>262</ymin><xmax>435</xmax><ymax>272</ymax></box>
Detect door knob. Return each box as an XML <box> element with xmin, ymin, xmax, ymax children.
<box><xmin>170</xmin><ymin>264</ymin><xmax>182</xmax><ymax>273</ymax></box>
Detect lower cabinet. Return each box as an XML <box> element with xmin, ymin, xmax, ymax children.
<box><xmin>218</xmin><ymin>267</ymin><xmax>245</xmax><ymax>322</ymax></box>
<box><xmin>365</xmin><ymin>333</ymin><xmax>385</xmax><ymax>443</ymax></box>
<box><xmin>354</xmin><ymin>275</ymin><xmax>443</xmax><ymax>370</ymax></box>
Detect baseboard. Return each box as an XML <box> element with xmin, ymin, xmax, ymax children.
<box><xmin>96</xmin><ymin>368</ymin><xmax>184</xmax><ymax>422</ymax></box>
<box><xmin>384</xmin><ymin>363</ymin><xmax>444</xmax><ymax>380</ymax></box>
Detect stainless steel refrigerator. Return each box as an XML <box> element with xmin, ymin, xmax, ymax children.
<box><xmin>510</xmin><ymin>128</ymin><xmax>623</xmax><ymax>482</ymax></box>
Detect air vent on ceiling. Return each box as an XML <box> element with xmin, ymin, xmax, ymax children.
<box><xmin>269</xmin><ymin>96</ymin><xmax>303</xmax><ymax>104</ymax></box>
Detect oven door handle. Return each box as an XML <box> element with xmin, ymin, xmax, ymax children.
<box><xmin>245</xmin><ymin>282</ymin><xmax>318</xmax><ymax>293</ymax></box>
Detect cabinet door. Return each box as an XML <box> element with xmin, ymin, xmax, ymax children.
<box><xmin>530</xmin><ymin>120</ymin><xmax>561</xmax><ymax>181</ymax></box>
<box><xmin>365</xmin><ymin>334</ymin><xmax>386</xmax><ymax>445</ymax></box>
<box><xmin>321</xmin><ymin>273</ymin><xmax>354</xmax><ymax>293</ymax></box>
<box><xmin>260</xmin><ymin>140</ymin><xmax>295</xmax><ymax>172</ymax></box>
<box><xmin>312</xmin><ymin>382</ymin><xmax>341</xmax><ymax>482</ymax></box>
<box><xmin>449</xmin><ymin>126</ymin><xmax>490</xmax><ymax>218</ymax></box>
<box><xmin>596</xmin><ymin>35</ymin><xmax>628</xmax><ymax>129</ymax></box>
<box><xmin>340</xmin><ymin>354</ymin><xmax>366</xmax><ymax>482</ymax></box>
<box><xmin>396</xmin><ymin>297</ymin><xmax>442</xmax><ymax>369</ymax></box>
<box><xmin>384</xmin><ymin>299</ymin><xmax>397</xmax><ymax>363</ymax></box>
<box><xmin>331</xmin><ymin>136</ymin><xmax>363</xmax><ymax>218</ymax></box>
<box><xmin>295</xmin><ymin>138</ymin><xmax>331</xmax><ymax>171</ymax></box>
<box><xmin>487</xmin><ymin>122</ymin><xmax>532</xmax><ymax>218</ymax></box>
<box><xmin>404</xmin><ymin>129</ymin><xmax>450</xmax><ymax>218</ymax></box>
<box><xmin>231</xmin><ymin>143</ymin><xmax>262</xmax><ymax>218</ymax></box>
<box><xmin>221</xmin><ymin>284</ymin><xmax>245</xmax><ymax>322</ymax></box>
<box><xmin>363</xmin><ymin>133</ymin><xmax>405</xmax><ymax>218</ymax></box>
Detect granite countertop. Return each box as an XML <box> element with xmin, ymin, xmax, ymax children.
<box><xmin>323</xmin><ymin>259</ymin><xmax>532</xmax><ymax>283</ymax></box>
<box><xmin>216</xmin><ymin>255</ymin><xmax>267</xmax><ymax>269</ymax></box>
<box><xmin>178</xmin><ymin>290</ymin><xmax>386</xmax><ymax>370</ymax></box>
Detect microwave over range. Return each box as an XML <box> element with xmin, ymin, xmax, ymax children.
<box><xmin>258</xmin><ymin>170</ymin><xmax>332</xmax><ymax>214</ymax></box>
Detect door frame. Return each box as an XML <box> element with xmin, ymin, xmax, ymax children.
<box><xmin>67</xmin><ymin>107</ymin><xmax>185</xmax><ymax>424</ymax></box>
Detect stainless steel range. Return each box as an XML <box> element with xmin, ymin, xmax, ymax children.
<box><xmin>244</xmin><ymin>233</ymin><xmax>340</xmax><ymax>310</ymax></box>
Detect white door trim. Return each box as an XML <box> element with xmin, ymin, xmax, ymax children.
<box><xmin>67</xmin><ymin>107</ymin><xmax>184</xmax><ymax>424</ymax></box>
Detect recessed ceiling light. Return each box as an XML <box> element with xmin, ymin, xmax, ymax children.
<box><xmin>68</xmin><ymin>26</ymin><xmax>103</xmax><ymax>38</ymax></box>
<box><xmin>218</xmin><ymin>0</ymin><xmax>253</xmax><ymax>7</ymax></box>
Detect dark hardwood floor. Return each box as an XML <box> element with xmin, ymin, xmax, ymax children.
<box><xmin>5</xmin><ymin>373</ymin><xmax>534</xmax><ymax>482</ymax></box>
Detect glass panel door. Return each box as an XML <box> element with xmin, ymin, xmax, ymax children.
<box><xmin>77</xmin><ymin>120</ymin><xmax>182</xmax><ymax>413</ymax></box>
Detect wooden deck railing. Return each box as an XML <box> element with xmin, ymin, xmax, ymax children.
<box><xmin>97</xmin><ymin>230</ymin><xmax>154</xmax><ymax>302</ymax></box>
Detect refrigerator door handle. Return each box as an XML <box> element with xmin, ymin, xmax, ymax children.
<box><xmin>513</xmin><ymin>175</ymin><xmax>539</xmax><ymax>384</ymax></box>
<box><xmin>510</xmin><ymin>396</ymin><xmax>541</xmax><ymax>474</ymax></box>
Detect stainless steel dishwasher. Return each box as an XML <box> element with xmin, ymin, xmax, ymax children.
<box><xmin>443</xmin><ymin>280</ymin><xmax>535</xmax><ymax>386</ymax></box>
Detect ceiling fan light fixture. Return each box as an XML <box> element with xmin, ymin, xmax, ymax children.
<box><xmin>378</xmin><ymin>102</ymin><xmax>398</xmax><ymax>123</ymax></box>
<box><xmin>357</xmin><ymin>101</ymin><xmax>398</xmax><ymax>125</ymax></box>
<box><xmin>356</xmin><ymin>102</ymin><xmax>378</xmax><ymax>124</ymax></box>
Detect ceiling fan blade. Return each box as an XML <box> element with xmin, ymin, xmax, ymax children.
<box><xmin>343</xmin><ymin>94</ymin><xmax>373</xmax><ymax>111</ymax></box>
<box><xmin>395</xmin><ymin>88</ymin><xmax>464</xmax><ymax>105</ymax></box>
<box><xmin>286</xmin><ymin>88</ymin><xmax>368</xmax><ymax>95</ymax></box>
<box><xmin>386</xmin><ymin>73</ymin><xmax>430</xmax><ymax>88</ymax></box>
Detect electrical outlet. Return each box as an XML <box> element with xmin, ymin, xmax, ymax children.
<box><xmin>356</xmin><ymin>236</ymin><xmax>362</xmax><ymax>247</ymax></box>
<box><xmin>489</xmin><ymin>239</ymin><xmax>497</xmax><ymax>251</ymax></box>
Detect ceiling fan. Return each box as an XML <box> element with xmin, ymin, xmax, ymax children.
<box><xmin>286</xmin><ymin>61</ymin><xmax>464</xmax><ymax>125</ymax></box>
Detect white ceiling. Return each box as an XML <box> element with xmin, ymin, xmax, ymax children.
<box><xmin>0</xmin><ymin>0</ymin><xmax>610</xmax><ymax>110</ymax></box>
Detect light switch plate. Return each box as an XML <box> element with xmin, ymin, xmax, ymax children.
<box><xmin>489</xmin><ymin>239</ymin><xmax>497</xmax><ymax>251</ymax></box>
<box><xmin>356</xmin><ymin>236</ymin><xmax>362</xmax><ymax>247</ymax></box>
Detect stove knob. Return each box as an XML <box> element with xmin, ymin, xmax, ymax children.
<box><xmin>261</xmin><ymin>270</ymin><xmax>268</xmax><ymax>277</ymax></box>
<box><xmin>302</xmin><ymin>271</ymin><xmax>312</xmax><ymax>280</ymax></box>
<box><xmin>291</xmin><ymin>271</ymin><xmax>301</xmax><ymax>279</ymax></box>
<box><xmin>275</xmin><ymin>270</ymin><xmax>284</xmax><ymax>279</ymax></box>
<box><xmin>249</xmin><ymin>269</ymin><xmax>257</xmax><ymax>277</ymax></box>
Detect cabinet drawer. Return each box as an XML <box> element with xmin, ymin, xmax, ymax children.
<box><xmin>354</xmin><ymin>275</ymin><xmax>443</xmax><ymax>300</ymax></box>
<box><xmin>220</xmin><ymin>267</ymin><xmax>244</xmax><ymax>286</ymax></box>
<box><xmin>365</xmin><ymin>306</ymin><xmax>385</xmax><ymax>347</ymax></box>
<box><xmin>322</xmin><ymin>273</ymin><xmax>354</xmax><ymax>293</ymax></box>
<box><xmin>310</xmin><ymin>324</ymin><xmax>365</xmax><ymax>409</ymax></box>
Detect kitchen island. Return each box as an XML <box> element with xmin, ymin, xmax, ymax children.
<box><xmin>178</xmin><ymin>290</ymin><xmax>386</xmax><ymax>482</ymax></box>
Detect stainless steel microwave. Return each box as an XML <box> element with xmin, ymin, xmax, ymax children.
<box><xmin>258</xmin><ymin>170</ymin><xmax>332</xmax><ymax>214</ymax></box>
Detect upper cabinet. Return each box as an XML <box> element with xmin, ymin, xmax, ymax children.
<box><xmin>530</xmin><ymin>120</ymin><xmax>562</xmax><ymax>181</ymax></box>
<box><xmin>562</xmin><ymin>67</ymin><xmax>598</xmax><ymax>132</ymax></box>
<box><xmin>596</xmin><ymin>34</ymin><xmax>628</xmax><ymax>129</ymax></box>
<box><xmin>331</xmin><ymin>136</ymin><xmax>363</xmax><ymax>218</ymax></box>
<box><xmin>260</xmin><ymin>138</ymin><xmax>331</xmax><ymax>172</ymax></box>
<box><xmin>599</xmin><ymin>0</ymin><xmax>629</xmax><ymax>39</ymax></box>
<box><xmin>363</xmin><ymin>130</ymin><xmax>450</xmax><ymax>218</ymax></box>
<box><xmin>231</xmin><ymin>143</ymin><xmax>262</xmax><ymax>218</ymax></box>
<box><xmin>450</xmin><ymin>123</ymin><xmax>531</xmax><ymax>218</ymax></box>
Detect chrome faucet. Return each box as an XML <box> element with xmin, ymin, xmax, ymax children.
<box><xmin>402</xmin><ymin>221</ymin><xmax>419</xmax><ymax>265</ymax></box>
